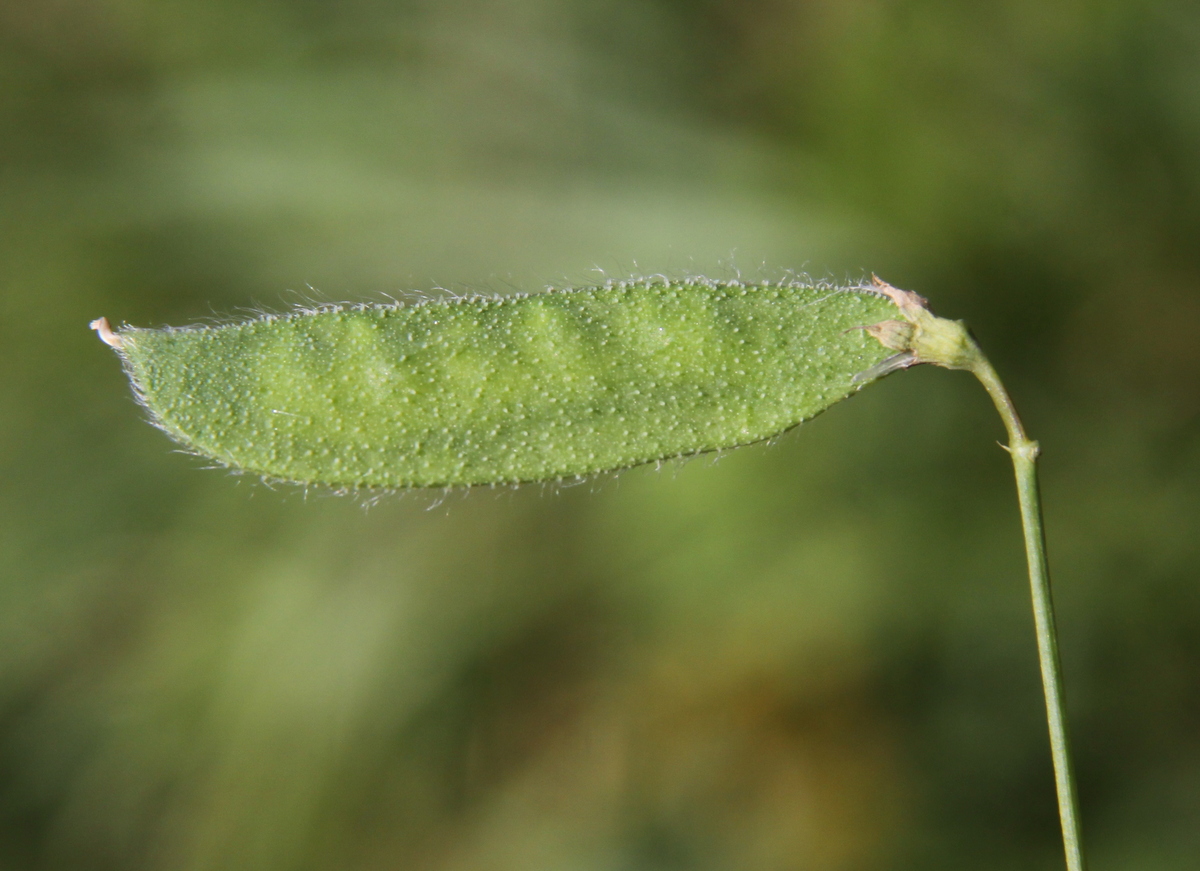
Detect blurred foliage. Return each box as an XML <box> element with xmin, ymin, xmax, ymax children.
<box><xmin>1</xmin><ymin>0</ymin><xmax>1199</xmax><ymax>868</ymax></box>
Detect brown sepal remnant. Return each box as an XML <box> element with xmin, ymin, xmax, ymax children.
<box><xmin>870</xmin><ymin>275</ymin><xmax>929</xmax><ymax>315</ymax></box>
<box><xmin>863</xmin><ymin>319</ymin><xmax>914</xmax><ymax>353</ymax></box>
<box><xmin>864</xmin><ymin>276</ymin><xmax>981</xmax><ymax>372</ymax></box>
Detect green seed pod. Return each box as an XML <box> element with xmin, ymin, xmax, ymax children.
<box><xmin>92</xmin><ymin>280</ymin><xmax>901</xmax><ymax>489</ymax></box>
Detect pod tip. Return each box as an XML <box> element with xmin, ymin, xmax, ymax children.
<box><xmin>90</xmin><ymin>317</ymin><xmax>124</xmax><ymax>349</ymax></box>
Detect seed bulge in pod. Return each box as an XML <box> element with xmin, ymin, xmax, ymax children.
<box><xmin>92</xmin><ymin>280</ymin><xmax>901</xmax><ymax>489</ymax></box>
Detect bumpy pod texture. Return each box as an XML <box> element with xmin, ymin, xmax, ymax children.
<box><xmin>106</xmin><ymin>280</ymin><xmax>900</xmax><ymax>489</ymax></box>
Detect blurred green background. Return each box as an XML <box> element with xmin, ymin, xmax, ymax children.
<box><xmin>2</xmin><ymin>1</ymin><xmax>1199</xmax><ymax>868</ymax></box>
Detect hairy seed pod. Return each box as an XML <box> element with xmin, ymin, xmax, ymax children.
<box><xmin>93</xmin><ymin>280</ymin><xmax>900</xmax><ymax>489</ymax></box>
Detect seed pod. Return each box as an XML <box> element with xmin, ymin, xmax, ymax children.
<box><xmin>93</xmin><ymin>280</ymin><xmax>901</xmax><ymax>489</ymax></box>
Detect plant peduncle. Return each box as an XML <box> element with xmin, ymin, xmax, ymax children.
<box><xmin>866</xmin><ymin>276</ymin><xmax>1086</xmax><ymax>871</ymax></box>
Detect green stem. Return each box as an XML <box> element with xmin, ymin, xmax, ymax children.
<box><xmin>970</xmin><ymin>356</ymin><xmax>1087</xmax><ymax>871</ymax></box>
<box><xmin>862</xmin><ymin>279</ymin><xmax>1086</xmax><ymax>867</ymax></box>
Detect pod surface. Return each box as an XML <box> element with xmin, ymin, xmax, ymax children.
<box><xmin>112</xmin><ymin>281</ymin><xmax>899</xmax><ymax>489</ymax></box>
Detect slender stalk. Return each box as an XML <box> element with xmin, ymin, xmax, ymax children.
<box><xmin>863</xmin><ymin>279</ymin><xmax>1087</xmax><ymax>870</ymax></box>
<box><xmin>970</xmin><ymin>356</ymin><xmax>1087</xmax><ymax>871</ymax></box>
